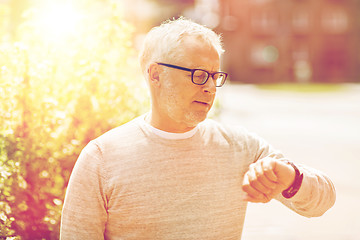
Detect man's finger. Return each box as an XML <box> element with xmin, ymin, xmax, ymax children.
<box><xmin>242</xmin><ymin>172</ymin><xmax>269</xmax><ymax>200</ymax></box>
<box><xmin>261</xmin><ymin>159</ymin><xmax>278</xmax><ymax>182</ymax></box>
<box><xmin>247</xmin><ymin>164</ymin><xmax>272</xmax><ymax>195</ymax></box>
<box><xmin>242</xmin><ymin>193</ymin><xmax>271</xmax><ymax>203</ymax></box>
<box><xmin>255</xmin><ymin>162</ymin><xmax>278</xmax><ymax>190</ymax></box>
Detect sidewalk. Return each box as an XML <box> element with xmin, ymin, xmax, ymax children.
<box><xmin>216</xmin><ymin>83</ymin><xmax>360</xmax><ymax>240</ymax></box>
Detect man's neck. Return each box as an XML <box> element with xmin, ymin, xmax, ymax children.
<box><xmin>145</xmin><ymin>112</ymin><xmax>197</xmax><ymax>133</ymax></box>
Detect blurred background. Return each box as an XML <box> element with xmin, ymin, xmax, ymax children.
<box><xmin>0</xmin><ymin>0</ymin><xmax>359</xmax><ymax>239</ymax></box>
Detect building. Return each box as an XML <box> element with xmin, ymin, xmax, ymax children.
<box><xmin>217</xmin><ymin>0</ymin><xmax>360</xmax><ymax>83</ymax></box>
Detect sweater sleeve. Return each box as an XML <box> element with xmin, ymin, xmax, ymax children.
<box><xmin>60</xmin><ymin>141</ymin><xmax>108</xmax><ymax>239</ymax></box>
<box><xmin>246</xmin><ymin>131</ymin><xmax>336</xmax><ymax>218</ymax></box>
<box><xmin>275</xmin><ymin>164</ymin><xmax>336</xmax><ymax>217</ymax></box>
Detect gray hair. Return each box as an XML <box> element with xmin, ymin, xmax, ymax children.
<box><xmin>139</xmin><ymin>17</ymin><xmax>224</xmax><ymax>78</ymax></box>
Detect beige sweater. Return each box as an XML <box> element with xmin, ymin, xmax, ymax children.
<box><xmin>60</xmin><ymin>116</ymin><xmax>335</xmax><ymax>240</ymax></box>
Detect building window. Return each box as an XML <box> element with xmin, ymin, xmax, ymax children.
<box><xmin>251</xmin><ymin>10</ymin><xmax>278</xmax><ymax>34</ymax></box>
<box><xmin>250</xmin><ymin>43</ymin><xmax>279</xmax><ymax>67</ymax></box>
<box><xmin>292</xmin><ymin>10</ymin><xmax>310</xmax><ymax>33</ymax></box>
<box><xmin>292</xmin><ymin>44</ymin><xmax>309</xmax><ymax>62</ymax></box>
<box><xmin>322</xmin><ymin>8</ymin><xmax>348</xmax><ymax>34</ymax></box>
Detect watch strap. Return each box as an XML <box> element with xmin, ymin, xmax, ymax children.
<box><xmin>282</xmin><ymin>161</ymin><xmax>304</xmax><ymax>199</ymax></box>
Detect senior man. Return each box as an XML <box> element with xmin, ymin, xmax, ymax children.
<box><xmin>60</xmin><ymin>17</ymin><xmax>335</xmax><ymax>239</ymax></box>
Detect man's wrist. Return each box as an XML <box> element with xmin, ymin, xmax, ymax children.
<box><xmin>282</xmin><ymin>161</ymin><xmax>304</xmax><ymax>199</ymax></box>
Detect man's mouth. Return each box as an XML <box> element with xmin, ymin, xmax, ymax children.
<box><xmin>194</xmin><ymin>101</ymin><xmax>210</xmax><ymax>106</ymax></box>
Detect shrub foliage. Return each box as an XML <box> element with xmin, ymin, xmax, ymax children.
<box><xmin>0</xmin><ymin>1</ymin><xmax>148</xmax><ymax>239</ymax></box>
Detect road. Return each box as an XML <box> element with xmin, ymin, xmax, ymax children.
<box><xmin>216</xmin><ymin>83</ymin><xmax>360</xmax><ymax>240</ymax></box>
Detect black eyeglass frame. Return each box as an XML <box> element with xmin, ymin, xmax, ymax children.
<box><xmin>156</xmin><ymin>62</ymin><xmax>228</xmax><ymax>87</ymax></box>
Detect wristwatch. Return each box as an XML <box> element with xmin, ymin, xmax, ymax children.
<box><xmin>282</xmin><ymin>161</ymin><xmax>304</xmax><ymax>199</ymax></box>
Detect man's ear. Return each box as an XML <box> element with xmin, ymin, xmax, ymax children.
<box><xmin>148</xmin><ymin>63</ymin><xmax>161</xmax><ymax>86</ymax></box>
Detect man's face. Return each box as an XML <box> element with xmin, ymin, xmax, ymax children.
<box><xmin>154</xmin><ymin>36</ymin><xmax>220</xmax><ymax>132</ymax></box>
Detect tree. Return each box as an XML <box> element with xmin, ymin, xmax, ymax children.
<box><xmin>0</xmin><ymin>1</ymin><xmax>148</xmax><ymax>238</ymax></box>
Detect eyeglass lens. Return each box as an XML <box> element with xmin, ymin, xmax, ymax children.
<box><xmin>192</xmin><ymin>70</ymin><xmax>226</xmax><ymax>86</ymax></box>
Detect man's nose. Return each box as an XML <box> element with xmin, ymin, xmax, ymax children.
<box><xmin>203</xmin><ymin>76</ymin><xmax>217</xmax><ymax>94</ymax></box>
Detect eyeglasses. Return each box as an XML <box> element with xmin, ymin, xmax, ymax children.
<box><xmin>156</xmin><ymin>62</ymin><xmax>228</xmax><ymax>87</ymax></box>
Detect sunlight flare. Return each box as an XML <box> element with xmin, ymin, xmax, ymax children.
<box><xmin>35</xmin><ymin>2</ymin><xmax>83</xmax><ymax>42</ymax></box>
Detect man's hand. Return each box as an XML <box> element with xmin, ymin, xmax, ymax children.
<box><xmin>242</xmin><ymin>157</ymin><xmax>296</xmax><ymax>203</ymax></box>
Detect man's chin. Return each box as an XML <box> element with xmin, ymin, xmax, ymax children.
<box><xmin>184</xmin><ymin>111</ymin><xmax>209</xmax><ymax>126</ymax></box>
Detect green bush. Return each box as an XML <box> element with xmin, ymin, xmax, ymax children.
<box><xmin>0</xmin><ymin>1</ymin><xmax>148</xmax><ymax>239</ymax></box>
